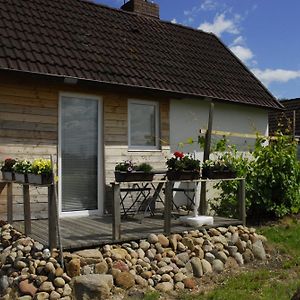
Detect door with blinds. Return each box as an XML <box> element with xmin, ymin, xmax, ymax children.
<box><xmin>59</xmin><ymin>94</ymin><xmax>103</xmax><ymax>216</ymax></box>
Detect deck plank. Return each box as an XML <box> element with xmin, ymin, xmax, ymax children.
<box><xmin>13</xmin><ymin>215</ymin><xmax>241</xmax><ymax>250</ymax></box>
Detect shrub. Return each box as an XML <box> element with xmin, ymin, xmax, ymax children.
<box><xmin>13</xmin><ymin>160</ymin><xmax>32</xmax><ymax>174</ymax></box>
<box><xmin>0</xmin><ymin>158</ymin><xmax>17</xmax><ymax>172</ymax></box>
<box><xmin>166</xmin><ymin>152</ymin><xmax>200</xmax><ymax>172</ymax></box>
<box><xmin>30</xmin><ymin>159</ymin><xmax>52</xmax><ymax>175</ymax></box>
<box><xmin>115</xmin><ymin>160</ymin><xmax>153</xmax><ymax>173</ymax></box>
<box><xmin>213</xmin><ymin>132</ymin><xmax>300</xmax><ymax>221</ymax></box>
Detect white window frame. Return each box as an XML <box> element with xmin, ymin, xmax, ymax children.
<box><xmin>128</xmin><ymin>99</ymin><xmax>160</xmax><ymax>151</ymax></box>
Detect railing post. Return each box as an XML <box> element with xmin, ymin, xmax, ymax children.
<box><xmin>7</xmin><ymin>183</ymin><xmax>13</xmax><ymax>224</ymax></box>
<box><xmin>23</xmin><ymin>185</ymin><xmax>31</xmax><ymax>235</ymax></box>
<box><xmin>112</xmin><ymin>183</ymin><xmax>121</xmax><ymax>241</ymax></box>
<box><xmin>238</xmin><ymin>178</ymin><xmax>246</xmax><ymax>225</ymax></box>
<box><xmin>48</xmin><ymin>184</ymin><xmax>57</xmax><ymax>250</ymax></box>
<box><xmin>164</xmin><ymin>181</ymin><xmax>173</xmax><ymax>235</ymax></box>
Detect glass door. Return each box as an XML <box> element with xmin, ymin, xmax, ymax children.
<box><xmin>60</xmin><ymin>95</ymin><xmax>101</xmax><ymax>214</ymax></box>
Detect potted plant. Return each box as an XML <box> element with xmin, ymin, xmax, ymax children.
<box><xmin>115</xmin><ymin>161</ymin><xmax>154</xmax><ymax>182</ymax></box>
<box><xmin>166</xmin><ymin>152</ymin><xmax>200</xmax><ymax>181</ymax></box>
<box><xmin>28</xmin><ymin>159</ymin><xmax>53</xmax><ymax>185</ymax></box>
<box><xmin>1</xmin><ymin>158</ymin><xmax>17</xmax><ymax>181</ymax></box>
<box><xmin>202</xmin><ymin>158</ymin><xmax>236</xmax><ymax>179</ymax></box>
<box><xmin>13</xmin><ymin>160</ymin><xmax>32</xmax><ymax>183</ymax></box>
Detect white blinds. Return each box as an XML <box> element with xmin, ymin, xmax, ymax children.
<box><xmin>61</xmin><ymin>96</ymin><xmax>98</xmax><ymax>212</ymax></box>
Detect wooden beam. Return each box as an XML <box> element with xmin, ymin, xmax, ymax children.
<box><xmin>112</xmin><ymin>183</ymin><xmax>121</xmax><ymax>241</ymax></box>
<box><xmin>238</xmin><ymin>179</ymin><xmax>246</xmax><ymax>226</ymax></box>
<box><xmin>164</xmin><ymin>181</ymin><xmax>173</xmax><ymax>235</ymax></box>
<box><xmin>0</xmin><ymin>182</ymin><xmax>6</xmax><ymax>194</ymax></box>
<box><xmin>23</xmin><ymin>185</ymin><xmax>31</xmax><ymax>235</ymax></box>
<box><xmin>48</xmin><ymin>184</ymin><xmax>57</xmax><ymax>250</ymax></box>
<box><xmin>7</xmin><ymin>183</ymin><xmax>13</xmax><ymax>224</ymax></box>
<box><xmin>199</xmin><ymin>102</ymin><xmax>214</xmax><ymax>215</ymax></box>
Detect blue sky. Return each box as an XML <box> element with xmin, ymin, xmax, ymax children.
<box><xmin>97</xmin><ymin>0</ymin><xmax>300</xmax><ymax>100</ymax></box>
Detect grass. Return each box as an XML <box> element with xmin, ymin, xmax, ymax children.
<box><xmin>179</xmin><ymin>216</ymin><xmax>300</xmax><ymax>300</ymax></box>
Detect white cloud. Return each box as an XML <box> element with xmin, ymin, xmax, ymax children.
<box><xmin>200</xmin><ymin>0</ymin><xmax>218</xmax><ymax>11</ymax></box>
<box><xmin>198</xmin><ymin>13</ymin><xmax>240</xmax><ymax>37</ymax></box>
<box><xmin>230</xmin><ymin>45</ymin><xmax>254</xmax><ymax>63</ymax></box>
<box><xmin>252</xmin><ymin>68</ymin><xmax>300</xmax><ymax>85</ymax></box>
<box><xmin>231</xmin><ymin>35</ymin><xmax>245</xmax><ymax>46</ymax></box>
<box><xmin>171</xmin><ymin>18</ymin><xmax>177</xmax><ymax>24</ymax></box>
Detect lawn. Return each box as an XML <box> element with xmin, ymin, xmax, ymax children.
<box><xmin>180</xmin><ymin>216</ymin><xmax>300</xmax><ymax>300</ymax></box>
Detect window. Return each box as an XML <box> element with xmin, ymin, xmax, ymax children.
<box><xmin>128</xmin><ymin>100</ymin><xmax>159</xmax><ymax>150</ymax></box>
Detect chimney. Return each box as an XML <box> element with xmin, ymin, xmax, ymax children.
<box><xmin>121</xmin><ymin>0</ymin><xmax>160</xmax><ymax>19</ymax></box>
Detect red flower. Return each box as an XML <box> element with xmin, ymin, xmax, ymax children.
<box><xmin>174</xmin><ymin>151</ymin><xmax>184</xmax><ymax>159</ymax></box>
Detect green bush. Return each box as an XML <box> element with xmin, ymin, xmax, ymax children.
<box><xmin>213</xmin><ymin>132</ymin><xmax>300</xmax><ymax>221</ymax></box>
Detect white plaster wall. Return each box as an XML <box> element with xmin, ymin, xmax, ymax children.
<box><xmin>170</xmin><ymin>99</ymin><xmax>269</xmax><ymax>155</ymax></box>
<box><xmin>169</xmin><ymin>98</ymin><xmax>269</xmax><ymax>209</ymax></box>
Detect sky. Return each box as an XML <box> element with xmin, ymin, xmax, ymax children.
<box><xmin>96</xmin><ymin>0</ymin><xmax>300</xmax><ymax>100</ymax></box>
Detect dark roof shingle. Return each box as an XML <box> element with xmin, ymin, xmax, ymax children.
<box><xmin>0</xmin><ymin>0</ymin><xmax>282</xmax><ymax>109</ymax></box>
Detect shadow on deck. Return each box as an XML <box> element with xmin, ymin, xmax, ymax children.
<box><xmin>13</xmin><ymin>214</ymin><xmax>241</xmax><ymax>251</ymax></box>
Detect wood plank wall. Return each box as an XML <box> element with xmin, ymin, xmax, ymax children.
<box><xmin>0</xmin><ymin>75</ymin><xmax>170</xmax><ymax>220</ymax></box>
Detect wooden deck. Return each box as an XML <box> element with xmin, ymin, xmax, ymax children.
<box><xmin>13</xmin><ymin>215</ymin><xmax>241</xmax><ymax>250</ymax></box>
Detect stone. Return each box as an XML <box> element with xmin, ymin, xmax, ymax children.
<box><xmin>227</xmin><ymin>245</ymin><xmax>238</xmax><ymax>256</ymax></box>
<box><xmin>201</xmin><ymin>259</ymin><xmax>212</xmax><ymax>274</ymax></box>
<box><xmin>15</xmin><ymin>260</ymin><xmax>27</xmax><ymax>269</ymax></box>
<box><xmin>111</xmin><ymin>248</ymin><xmax>128</xmax><ymax>260</ymax></box>
<box><xmin>35</xmin><ymin>292</ymin><xmax>50</xmax><ymax>300</ymax></box>
<box><xmin>190</xmin><ymin>257</ymin><xmax>203</xmax><ymax>278</ymax></box>
<box><xmin>158</xmin><ymin>265</ymin><xmax>173</xmax><ymax>274</ymax></box>
<box><xmin>157</xmin><ymin>234</ymin><xmax>169</xmax><ymax>247</ymax></box>
<box><xmin>141</xmin><ymin>271</ymin><xmax>152</xmax><ymax>279</ymax></box>
<box><xmin>176</xmin><ymin>252</ymin><xmax>189</xmax><ymax>264</ymax></box>
<box><xmin>183</xmin><ymin>278</ymin><xmax>196</xmax><ymax>289</ymax></box>
<box><xmin>45</xmin><ymin>262</ymin><xmax>55</xmax><ymax>274</ymax></box>
<box><xmin>205</xmin><ymin>252</ymin><xmax>215</xmax><ymax>263</ymax></box>
<box><xmin>39</xmin><ymin>281</ymin><xmax>55</xmax><ymax>293</ymax></box>
<box><xmin>19</xmin><ymin>279</ymin><xmax>37</xmax><ymax>297</ymax></box>
<box><xmin>146</xmin><ymin>249</ymin><xmax>156</xmax><ymax>260</ymax></box>
<box><xmin>74</xmin><ymin>249</ymin><xmax>103</xmax><ymax>260</ymax></box>
<box><xmin>66</xmin><ymin>259</ymin><xmax>81</xmax><ymax>277</ymax></box>
<box><xmin>175</xmin><ymin>282</ymin><xmax>185</xmax><ymax>290</ymax></box>
<box><xmin>214</xmin><ymin>242</ymin><xmax>224</xmax><ymax>251</ymax></box>
<box><xmin>217</xmin><ymin>227</ymin><xmax>228</xmax><ymax>234</ymax></box>
<box><xmin>215</xmin><ymin>251</ymin><xmax>227</xmax><ymax>264</ymax></box>
<box><xmin>95</xmin><ymin>261</ymin><xmax>108</xmax><ymax>274</ymax></box>
<box><xmin>169</xmin><ymin>235</ymin><xmax>178</xmax><ymax>251</ymax></box>
<box><xmin>137</xmin><ymin>248</ymin><xmax>145</xmax><ymax>259</ymax></box>
<box><xmin>243</xmin><ymin>249</ymin><xmax>254</xmax><ymax>263</ymax></box>
<box><xmin>212</xmin><ymin>259</ymin><xmax>224</xmax><ymax>273</ymax></box>
<box><xmin>63</xmin><ymin>284</ymin><xmax>72</xmax><ymax>296</ymax></box>
<box><xmin>156</xmin><ymin>282</ymin><xmax>174</xmax><ymax>293</ymax></box>
<box><xmin>225</xmin><ymin>257</ymin><xmax>239</xmax><ymax>269</ymax></box>
<box><xmin>252</xmin><ymin>240</ymin><xmax>266</xmax><ymax>260</ymax></box>
<box><xmin>112</xmin><ymin>260</ymin><xmax>129</xmax><ymax>272</ymax></box>
<box><xmin>33</xmin><ymin>242</ymin><xmax>44</xmax><ymax>252</ymax></box>
<box><xmin>174</xmin><ymin>272</ymin><xmax>186</xmax><ymax>282</ymax></box>
<box><xmin>55</xmin><ymin>267</ymin><xmax>64</xmax><ymax>277</ymax></box>
<box><xmin>209</xmin><ymin>228</ymin><xmax>220</xmax><ymax>236</ymax></box>
<box><xmin>177</xmin><ymin>242</ymin><xmax>186</xmax><ymax>252</ymax></box>
<box><xmin>115</xmin><ymin>272</ymin><xmax>135</xmax><ymax>290</ymax></box>
<box><xmin>231</xmin><ymin>232</ymin><xmax>239</xmax><ymax>244</ymax></box>
<box><xmin>54</xmin><ymin>277</ymin><xmax>65</xmax><ymax>288</ymax></box>
<box><xmin>139</xmin><ymin>241</ymin><xmax>150</xmax><ymax>251</ymax></box>
<box><xmin>148</xmin><ymin>234</ymin><xmax>158</xmax><ymax>244</ymax></box>
<box><xmin>0</xmin><ymin>275</ymin><xmax>9</xmax><ymax>295</ymax></box>
<box><xmin>181</xmin><ymin>237</ymin><xmax>195</xmax><ymax>251</ymax></box>
<box><xmin>211</xmin><ymin>235</ymin><xmax>227</xmax><ymax>245</ymax></box>
<box><xmin>161</xmin><ymin>274</ymin><xmax>172</xmax><ymax>282</ymax></box>
<box><xmin>18</xmin><ymin>296</ymin><xmax>33</xmax><ymax>300</ymax></box>
<box><xmin>236</xmin><ymin>239</ymin><xmax>246</xmax><ymax>253</ymax></box>
<box><xmin>135</xmin><ymin>275</ymin><xmax>148</xmax><ymax>287</ymax></box>
<box><xmin>49</xmin><ymin>291</ymin><xmax>61</xmax><ymax>300</ymax></box>
<box><xmin>71</xmin><ymin>274</ymin><xmax>113</xmax><ymax>300</ymax></box>
<box><xmin>233</xmin><ymin>252</ymin><xmax>244</xmax><ymax>265</ymax></box>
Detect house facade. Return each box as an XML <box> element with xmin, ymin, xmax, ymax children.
<box><xmin>0</xmin><ymin>0</ymin><xmax>282</xmax><ymax>220</ymax></box>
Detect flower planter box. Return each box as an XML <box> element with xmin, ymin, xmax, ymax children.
<box><xmin>27</xmin><ymin>173</ymin><xmax>53</xmax><ymax>185</ymax></box>
<box><xmin>202</xmin><ymin>168</ymin><xmax>236</xmax><ymax>179</ymax></box>
<box><xmin>115</xmin><ymin>171</ymin><xmax>154</xmax><ymax>182</ymax></box>
<box><xmin>166</xmin><ymin>170</ymin><xmax>200</xmax><ymax>181</ymax></box>
<box><xmin>14</xmin><ymin>173</ymin><xmax>28</xmax><ymax>183</ymax></box>
<box><xmin>1</xmin><ymin>171</ymin><xmax>15</xmax><ymax>181</ymax></box>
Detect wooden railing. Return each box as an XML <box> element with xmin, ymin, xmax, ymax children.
<box><xmin>0</xmin><ymin>181</ymin><xmax>57</xmax><ymax>249</ymax></box>
<box><xmin>112</xmin><ymin>177</ymin><xmax>246</xmax><ymax>241</ymax></box>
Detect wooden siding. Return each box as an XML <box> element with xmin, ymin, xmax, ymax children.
<box><xmin>0</xmin><ymin>75</ymin><xmax>171</xmax><ymax>220</ymax></box>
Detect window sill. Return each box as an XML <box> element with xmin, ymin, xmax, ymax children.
<box><xmin>128</xmin><ymin>148</ymin><xmax>162</xmax><ymax>152</ymax></box>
